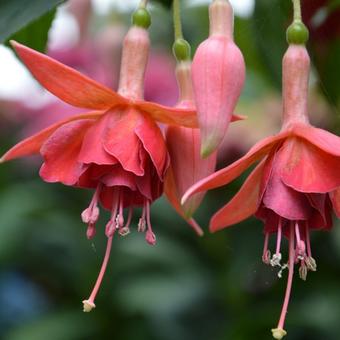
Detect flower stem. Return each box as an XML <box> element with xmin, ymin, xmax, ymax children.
<box><xmin>173</xmin><ymin>0</ymin><xmax>183</xmax><ymax>40</ymax></box>
<box><xmin>292</xmin><ymin>0</ymin><xmax>302</xmax><ymax>21</ymax></box>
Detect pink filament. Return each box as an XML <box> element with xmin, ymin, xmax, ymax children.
<box><xmin>188</xmin><ymin>218</ymin><xmax>204</xmax><ymax>236</ymax></box>
<box><xmin>262</xmin><ymin>232</ymin><xmax>270</xmax><ymax>263</ymax></box>
<box><xmin>124</xmin><ymin>208</ymin><xmax>133</xmax><ymax>229</ymax></box>
<box><xmin>86</xmin><ymin>235</ymin><xmax>114</xmax><ymax>304</ymax></box>
<box><xmin>277</xmin><ymin>222</ymin><xmax>295</xmax><ymax>331</ymax></box>
<box><xmin>305</xmin><ymin>222</ymin><xmax>312</xmax><ymax>257</ymax></box>
<box><xmin>275</xmin><ymin>218</ymin><xmax>282</xmax><ymax>255</ymax></box>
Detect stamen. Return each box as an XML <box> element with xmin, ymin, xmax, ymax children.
<box><xmin>145</xmin><ymin>200</ymin><xmax>156</xmax><ymax>245</ymax></box>
<box><xmin>188</xmin><ymin>218</ymin><xmax>204</xmax><ymax>236</ymax></box>
<box><xmin>105</xmin><ymin>190</ymin><xmax>119</xmax><ymax>238</ymax></box>
<box><xmin>138</xmin><ymin>203</ymin><xmax>146</xmax><ymax>232</ymax></box>
<box><xmin>271</xmin><ymin>218</ymin><xmax>283</xmax><ymax>267</ymax></box>
<box><xmin>294</xmin><ymin>221</ymin><xmax>305</xmax><ymax>259</ymax></box>
<box><xmin>305</xmin><ymin>221</ymin><xmax>312</xmax><ymax>258</ymax></box>
<box><xmin>82</xmin><ymin>234</ymin><xmax>114</xmax><ymax>312</ymax></box>
<box><xmin>117</xmin><ymin>195</ymin><xmax>125</xmax><ymax>229</ymax></box>
<box><xmin>299</xmin><ymin>262</ymin><xmax>308</xmax><ymax>281</ymax></box>
<box><xmin>81</xmin><ymin>184</ymin><xmax>102</xmax><ymax>224</ymax></box>
<box><xmin>86</xmin><ymin>224</ymin><xmax>96</xmax><ymax>239</ymax></box>
<box><xmin>305</xmin><ymin>256</ymin><xmax>317</xmax><ymax>272</ymax></box>
<box><xmin>272</xmin><ymin>222</ymin><xmax>295</xmax><ymax>339</ymax></box>
<box><xmin>81</xmin><ymin>184</ymin><xmax>102</xmax><ymax>238</ymax></box>
<box><xmin>119</xmin><ymin>207</ymin><xmax>132</xmax><ymax>236</ymax></box>
<box><xmin>262</xmin><ymin>232</ymin><xmax>271</xmax><ymax>265</ymax></box>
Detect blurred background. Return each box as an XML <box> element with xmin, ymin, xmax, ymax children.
<box><xmin>0</xmin><ymin>0</ymin><xmax>340</xmax><ymax>339</ymax></box>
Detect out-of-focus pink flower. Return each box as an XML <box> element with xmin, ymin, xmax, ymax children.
<box><xmin>165</xmin><ymin>61</ymin><xmax>217</xmax><ymax>236</ymax></box>
<box><xmin>192</xmin><ymin>0</ymin><xmax>245</xmax><ymax>157</ymax></box>
<box><xmin>144</xmin><ymin>53</ymin><xmax>178</xmax><ymax>106</ymax></box>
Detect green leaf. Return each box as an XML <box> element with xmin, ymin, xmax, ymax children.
<box><xmin>6</xmin><ymin>9</ymin><xmax>56</xmax><ymax>52</ymax></box>
<box><xmin>0</xmin><ymin>0</ymin><xmax>64</xmax><ymax>44</ymax></box>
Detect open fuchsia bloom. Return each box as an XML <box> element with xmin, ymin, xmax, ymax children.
<box><xmin>165</xmin><ymin>60</ymin><xmax>217</xmax><ymax>236</ymax></box>
<box><xmin>192</xmin><ymin>0</ymin><xmax>245</xmax><ymax>158</ymax></box>
<box><xmin>183</xmin><ymin>21</ymin><xmax>340</xmax><ymax>339</ymax></box>
<box><xmin>0</xmin><ymin>9</ymin><xmax>200</xmax><ymax>312</ymax></box>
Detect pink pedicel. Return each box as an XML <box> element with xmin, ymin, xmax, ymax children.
<box><xmin>192</xmin><ymin>0</ymin><xmax>245</xmax><ymax>158</ymax></box>
<box><xmin>165</xmin><ymin>61</ymin><xmax>217</xmax><ymax>236</ymax></box>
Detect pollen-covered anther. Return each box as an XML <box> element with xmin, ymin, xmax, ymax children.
<box><xmin>145</xmin><ymin>230</ymin><xmax>156</xmax><ymax>245</ymax></box>
<box><xmin>278</xmin><ymin>263</ymin><xmax>288</xmax><ymax>279</ymax></box>
<box><xmin>86</xmin><ymin>224</ymin><xmax>96</xmax><ymax>240</ymax></box>
<box><xmin>105</xmin><ymin>219</ymin><xmax>116</xmax><ymax>238</ymax></box>
<box><xmin>305</xmin><ymin>256</ymin><xmax>317</xmax><ymax>271</ymax></box>
<box><xmin>138</xmin><ymin>217</ymin><xmax>146</xmax><ymax>232</ymax></box>
<box><xmin>271</xmin><ymin>327</ymin><xmax>287</xmax><ymax>339</ymax></box>
<box><xmin>82</xmin><ymin>299</ymin><xmax>96</xmax><ymax>312</ymax></box>
<box><xmin>270</xmin><ymin>253</ymin><xmax>282</xmax><ymax>267</ymax></box>
<box><xmin>81</xmin><ymin>206</ymin><xmax>100</xmax><ymax>224</ymax></box>
<box><xmin>119</xmin><ymin>226</ymin><xmax>130</xmax><ymax>237</ymax></box>
<box><xmin>299</xmin><ymin>262</ymin><xmax>308</xmax><ymax>281</ymax></box>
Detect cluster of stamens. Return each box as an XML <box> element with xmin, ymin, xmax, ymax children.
<box><xmin>261</xmin><ymin>219</ymin><xmax>317</xmax><ymax>339</ymax></box>
<box><xmin>81</xmin><ymin>184</ymin><xmax>156</xmax><ymax>312</ymax></box>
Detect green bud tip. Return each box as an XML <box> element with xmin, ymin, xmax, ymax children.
<box><xmin>172</xmin><ymin>38</ymin><xmax>191</xmax><ymax>62</ymax></box>
<box><xmin>132</xmin><ymin>8</ymin><xmax>151</xmax><ymax>29</ymax></box>
<box><xmin>286</xmin><ymin>20</ymin><xmax>309</xmax><ymax>45</ymax></box>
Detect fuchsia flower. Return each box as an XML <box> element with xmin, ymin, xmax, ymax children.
<box><xmin>165</xmin><ymin>61</ymin><xmax>217</xmax><ymax>236</ymax></box>
<box><xmin>0</xmin><ymin>21</ymin><xmax>199</xmax><ymax>311</ymax></box>
<box><xmin>183</xmin><ymin>43</ymin><xmax>340</xmax><ymax>338</ymax></box>
<box><xmin>192</xmin><ymin>0</ymin><xmax>245</xmax><ymax>157</ymax></box>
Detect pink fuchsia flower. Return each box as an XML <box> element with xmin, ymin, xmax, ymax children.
<box><xmin>0</xmin><ymin>17</ymin><xmax>198</xmax><ymax>311</ymax></box>
<box><xmin>183</xmin><ymin>42</ymin><xmax>340</xmax><ymax>339</ymax></box>
<box><xmin>165</xmin><ymin>61</ymin><xmax>217</xmax><ymax>236</ymax></box>
<box><xmin>192</xmin><ymin>0</ymin><xmax>245</xmax><ymax>158</ymax></box>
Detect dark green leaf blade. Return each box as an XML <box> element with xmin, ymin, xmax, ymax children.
<box><xmin>0</xmin><ymin>0</ymin><xmax>64</xmax><ymax>43</ymax></box>
<box><xmin>6</xmin><ymin>9</ymin><xmax>56</xmax><ymax>52</ymax></box>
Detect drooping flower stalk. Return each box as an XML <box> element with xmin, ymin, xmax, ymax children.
<box><xmin>182</xmin><ymin>1</ymin><xmax>340</xmax><ymax>338</ymax></box>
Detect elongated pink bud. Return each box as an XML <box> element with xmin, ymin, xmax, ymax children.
<box><xmin>192</xmin><ymin>0</ymin><xmax>245</xmax><ymax>157</ymax></box>
<box><xmin>165</xmin><ymin>61</ymin><xmax>217</xmax><ymax>235</ymax></box>
<box><xmin>282</xmin><ymin>45</ymin><xmax>310</xmax><ymax>129</ymax></box>
<box><xmin>118</xmin><ymin>26</ymin><xmax>150</xmax><ymax>100</ymax></box>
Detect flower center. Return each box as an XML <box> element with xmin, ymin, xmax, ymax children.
<box><xmin>81</xmin><ymin>185</ymin><xmax>156</xmax><ymax>312</ymax></box>
<box><xmin>262</xmin><ymin>219</ymin><xmax>317</xmax><ymax>339</ymax></box>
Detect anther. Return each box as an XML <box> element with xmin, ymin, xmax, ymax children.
<box><xmin>299</xmin><ymin>263</ymin><xmax>308</xmax><ymax>281</ymax></box>
<box><xmin>119</xmin><ymin>226</ymin><xmax>130</xmax><ymax>237</ymax></box>
<box><xmin>270</xmin><ymin>253</ymin><xmax>282</xmax><ymax>267</ymax></box>
<box><xmin>86</xmin><ymin>224</ymin><xmax>96</xmax><ymax>240</ymax></box>
<box><xmin>138</xmin><ymin>217</ymin><xmax>146</xmax><ymax>232</ymax></box>
<box><xmin>305</xmin><ymin>256</ymin><xmax>317</xmax><ymax>271</ymax></box>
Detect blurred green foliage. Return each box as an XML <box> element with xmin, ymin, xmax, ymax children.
<box><xmin>0</xmin><ymin>0</ymin><xmax>64</xmax><ymax>51</ymax></box>
<box><xmin>0</xmin><ymin>1</ymin><xmax>340</xmax><ymax>340</ymax></box>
